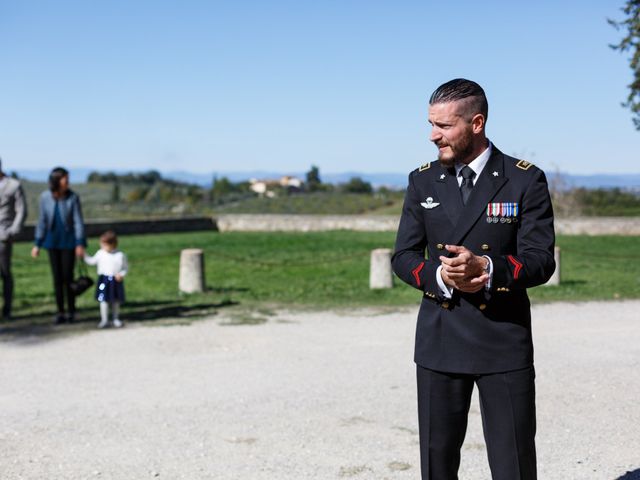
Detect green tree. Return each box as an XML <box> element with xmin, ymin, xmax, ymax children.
<box><xmin>306</xmin><ymin>165</ymin><xmax>322</xmax><ymax>192</ymax></box>
<box><xmin>341</xmin><ymin>177</ymin><xmax>373</xmax><ymax>194</ymax></box>
<box><xmin>573</xmin><ymin>187</ymin><xmax>640</xmax><ymax>216</ymax></box>
<box><xmin>211</xmin><ymin>176</ymin><xmax>238</xmax><ymax>200</ymax></box>
<box><xmin>609</xmin><ymin>0</ymin><xmax>640</xmax><ymax>129</ymax></box>
<box><xmin>140</xmin><ymin>170</ymin><xmax>162</xmax><ymax>185</ymax></box>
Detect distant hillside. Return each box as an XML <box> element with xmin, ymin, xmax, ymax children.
<box><xmin>553</xmin><ymin>174</ymin><xmax>640</xmax><ymax>190</ymax></box>
<box><xmin>14</xmin><ymin>168</ymin><xmax>640</xmax><ymax>190</ymax></box>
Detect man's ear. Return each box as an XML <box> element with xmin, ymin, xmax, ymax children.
<box><xmin>470</xmin><ymin>113</ymin><xmax>485</xmax><ymax>134</ymax></box>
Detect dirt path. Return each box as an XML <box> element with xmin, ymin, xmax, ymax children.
<box><xmin>1</xmin><ymin>301</ymin><xmax>639</xmax><ymax>479</ymax></box>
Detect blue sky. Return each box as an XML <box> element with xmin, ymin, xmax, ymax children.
<box><xmin>1</xmin><ymin>1</ymin><xmax>638</xmax><ymax>176</ymax></box>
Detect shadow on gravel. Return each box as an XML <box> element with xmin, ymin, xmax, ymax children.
<box><xmin>617</xmin><ymin>469</ymin><xmax>640</xmax><ymax>480</ymax></box>
<box><xmin>0</xmin><ymin>299</ymin><xmax>238</xmax><ymax>345</ymax></box>
<box><xmin>123</xmin><ymin>299</ymin><xmax>238</xmax><ymax>322</ymax></box>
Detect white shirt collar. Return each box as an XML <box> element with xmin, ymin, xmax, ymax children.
<box><xmin>455</xmin><ymin>141</ymin><xmax>492</xmax><ymax>181</ymax></box>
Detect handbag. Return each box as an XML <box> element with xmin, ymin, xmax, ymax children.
<box><xmin>70</xmin><ymin>262</ymin><xmax>94</xmax><ymax>295</ymax></box>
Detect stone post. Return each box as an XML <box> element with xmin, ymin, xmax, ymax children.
<box><xmin>370</xmin><ymin>248</ymin><xmax>393</xmax><ymax>289</ymax></box>
<box><xmin>544</xmin><ymin>246</ymin><xmax>561</xmax><ymax>286</ymax></box>
<box><xmin>179</xmin><ymin>248</ymin><xmax>205</xmax><ymax>293</ymax></box>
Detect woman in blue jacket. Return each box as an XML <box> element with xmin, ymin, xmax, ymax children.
<box><xmin>31</xmin><ymin>167</ymin><xmax>86</xmax><ymax>324</ymax></box>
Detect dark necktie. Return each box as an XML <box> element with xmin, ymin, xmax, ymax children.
<box><xmin>459</xmin><ymin>165</ymin><xmax>475</xmax><ymax>205</ymax></box>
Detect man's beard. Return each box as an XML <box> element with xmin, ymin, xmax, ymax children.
<box><xmin>438</xmin><ymin>152</ymin><xmax>455</xmax><ymax>168</ymax></box>
<box><xmin>436</xmin><ymin>136</ymin><xmax>474</xmax><ymax>167</ymax></box>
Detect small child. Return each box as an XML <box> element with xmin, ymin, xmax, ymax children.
<box><xmin>84</xmin><ymin>230</ymin><xmax>128</xmax><ymax>328</ymax></box>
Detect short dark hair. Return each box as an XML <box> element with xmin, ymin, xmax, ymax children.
<box><xmin>100</xmin><ymin>230</ymin><xmax>118</xmax><ymax>247</ymax></box>
<box><xmin>48</xmin><ymin>167</ymin><xmax>69</xmax><ymax>193</ymax></box>
<box><xmin>429</xmin><ymin>78</ymin><xmax>488</xmax><ymax>122</ymax></box>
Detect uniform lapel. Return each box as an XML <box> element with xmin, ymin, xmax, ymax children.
<box><xmin>449</xmin><ymin>149</ymin><xmax>508</xmax><ymax>246</ymax></box>
<box><xmin>434</xmin><ymin>165</ymin><xmax>463</xmax><ymax>227</ymax></box>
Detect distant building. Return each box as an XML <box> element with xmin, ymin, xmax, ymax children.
<box><xmin>280</xmin><ymin>175</ymin><xmax>303</xmax><ymax>189</ymax></box>
<box><xmin>250</xmin><ymin>176</ymin><xmax>304</xmax><ymax>196</ymax></box>
<box><xmin>249</xmin><ymin>179</ymin><xmax>269</xmax><ymax>195</ymax></box>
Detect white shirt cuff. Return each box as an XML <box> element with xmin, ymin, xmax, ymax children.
<box><xmin>436</xmin><ymin>265</ymin><xmax>453</xmax><ymax>299</ymax></box>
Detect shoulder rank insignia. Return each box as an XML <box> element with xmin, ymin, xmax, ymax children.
<box><xmin>419</xmin><ymin>162</ymin><xmax>431</xmax><ymax>172</ymax></box>
<box><xmin>516</xmin><ymin>160</ymin><xmax>533</xmax><ymax>171</ymax></box>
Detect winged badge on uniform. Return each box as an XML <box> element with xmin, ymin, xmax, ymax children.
<box><xmin>420</xmin><ymin>197</ymin><xmax>440</xmax><ymax>209</ymax></box>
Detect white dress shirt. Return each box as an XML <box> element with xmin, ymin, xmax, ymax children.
<box><xmin>436</xmin><ymin>142</ymin><xmax>494</xmax><ymax>297</ymax></box>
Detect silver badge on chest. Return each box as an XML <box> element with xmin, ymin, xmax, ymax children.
<box><xmin>421</xmin><ymin>197</ymin><xmax>440</xmax><ymax>209</ymax></box>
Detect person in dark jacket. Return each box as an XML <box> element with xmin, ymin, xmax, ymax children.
<box><xmin>31</xmin><ymin>167</ymin><xmax>86</xmax><ymax>324</ymax></box>
<box><xmin>392</xmin><ymin>79</ymin><xmax>555</xmax><ymax>479</ymax></box>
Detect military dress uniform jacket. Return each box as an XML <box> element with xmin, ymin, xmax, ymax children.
<box><xmin>392</xmin><ymin>147</ymin><xmax>555</xmax><ymax>374</ymax></box>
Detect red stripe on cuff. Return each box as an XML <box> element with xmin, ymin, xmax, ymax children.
<box><xmin>507</xmin><ymin>255</ymin><xmax>523</xmax><ymax>280</ymax></box>
<box><xmin>411</xmin><ymin>262</ymin><xmax>425</xmax><ymax>287</ymax></box>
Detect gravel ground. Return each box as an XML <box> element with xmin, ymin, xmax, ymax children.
<box><xmin>1</xmin><ymin>301</ymin><xmax>639</xmax><ymax>480</ymax></box>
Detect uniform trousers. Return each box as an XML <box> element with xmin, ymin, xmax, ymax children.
<box><xmin>416</xmin><ymin>364</ymin><xmax>537</xmax><ymax>480</ymax></box>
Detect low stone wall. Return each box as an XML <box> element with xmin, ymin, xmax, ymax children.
<box><xmin>12</xmin><ymin>214</ymin><xmax>639</xmax><ymax>242</ymax></box>
<box><xmin>553</xmin><ymin>217</ymin><xmax>640</xmax><ymax>236</ymax></box>
<box><xmin>216</xmin><ymin>214</ymin><xmax>399</xmax><ymax>232</ymax></box>
<box><xmin>217</xmin><ymin>214</ymin><xmax>640</xmax><ymax>236</ymax></box>
<box><xmin>14</xmin><ymin>216</ymin><xmax>217</xmax><ymax>242</ymax></box>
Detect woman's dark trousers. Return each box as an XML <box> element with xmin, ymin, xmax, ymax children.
<box><xmin>47</xmin><ymin>249</ymin><xmax>76</xmax><ymax>316</ymax></box>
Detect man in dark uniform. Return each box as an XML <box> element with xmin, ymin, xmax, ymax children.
<box><xmin>392</xmin><ymin>79</ymin><xmax>555</xmax><ymax>479</ymax></box>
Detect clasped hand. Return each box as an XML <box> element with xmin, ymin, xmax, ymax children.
<box><xmin>439</xmin><ymin>245</ymin><xmax>489</xmax><ymax>293</ymax></box>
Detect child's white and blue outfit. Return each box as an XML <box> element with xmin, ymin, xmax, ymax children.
<box><xmin>84</xmin><ymin>249</ymin><xmax>128</xmax><ymax>328</ymax></box>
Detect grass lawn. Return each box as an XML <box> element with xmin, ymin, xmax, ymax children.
<box><xmin>7</xmin><ymin>231</ymin><xmax>640</xmax><ymax>328</ymax></box>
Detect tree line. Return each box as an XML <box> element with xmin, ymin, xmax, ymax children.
<box><xmin>85</xmin><ymin>167</ymin><xmax>639</xmax><ymax>216</ymax></box>
<box><xmin>86</xmin><ymin>166</ymin><xmax>376</xmax><ymax>205</ymax></box>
